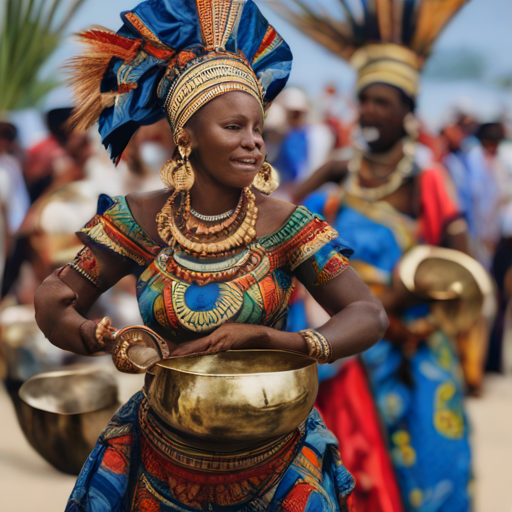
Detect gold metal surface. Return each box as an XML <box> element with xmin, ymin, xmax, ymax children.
<box><xmin>399</xmin><ymin>245</ymin><xmax>497</xmax><ymax>336</ymax></box>
<box><xmin>165</xmin><ymin>55</ymin><xmax>264</xmax><ymax>138</ymax></box>
<box><xmin>112</xmin><ymin>325</ymin><xmax>170</xmax><ymax>374</ymax></box>
<box><xmin>17</xmin><ymin>368</ymin><xmax>120</xmax><ymax>474</ymax></box>
<box><xmin>147</xmin><ymin>350</ymin><xmax>318</xmax><ymax>451</ymax></box>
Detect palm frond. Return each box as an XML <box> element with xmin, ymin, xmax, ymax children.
<box><xmin>0</xmin><ymin>0</ymin><xmax>87</xmax><ymax>112</ymax></box>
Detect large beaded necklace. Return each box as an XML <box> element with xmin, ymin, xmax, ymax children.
<box><xmin>345</xmin><ymin>137</ymin><xmax>417</xmax><ymax>202</ymax></box>
<box><xmin>157</xmin><ymin>187</ymin><xmax>258</xmax><ymax>259</ymax></box>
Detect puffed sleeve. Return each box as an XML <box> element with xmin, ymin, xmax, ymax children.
<box><xmin>69</xmin><ymin>194</ymin><xmax>161</xmax><ymax>290</ymax></box>
<box><xmin>284</xmin><ymin>206</ymin><xmax>353</xmax><ymax>286</ymax></box>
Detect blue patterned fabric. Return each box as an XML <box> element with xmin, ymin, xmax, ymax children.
<box><xmin>66</xmin><ymin>393</ymin><xmax>354</xmax><ymax>512</ymax></box>
<box><xmin>304</xmin><ymin>193</ymin><xmax>472</xmax><ymax>512</ymax></box>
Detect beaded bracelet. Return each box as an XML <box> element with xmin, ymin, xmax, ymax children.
<box><xmin>298</xmin><ymin>329</ymin><xmax>333</xmax><ymax>364</ymax></box>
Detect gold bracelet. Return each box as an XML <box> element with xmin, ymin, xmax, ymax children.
<box><xmin>299</xmin><ymin>329</ymin><xmax>332</xmax><ymax>364</ymax></box>
<box><xmin>95</xmin><ymin>316</ymin><xmax>112</xmax><ymax>351</ymax></box>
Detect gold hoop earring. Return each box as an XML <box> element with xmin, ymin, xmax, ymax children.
<box><xmin>159</xmin><ymin>145</ymin><xmax>195</xmax><ymax>193</ymax></box>
<box><xmin>252</xmin><ymin>161</ymin><xmax>279</xmax><ymax>195</ymax></box>
<box><xmin>160</xmin><ymin>158</ymin><xmax>178</xmax><ymax>189</ymax></box>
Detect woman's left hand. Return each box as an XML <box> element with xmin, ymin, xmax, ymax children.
<box><xmin>168</xmin><ymin>323</ymin><xmax>270</xmax><ymax>358</ymax></box>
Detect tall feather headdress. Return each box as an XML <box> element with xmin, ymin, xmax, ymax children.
<box><xmin>268</xmin><ymin>0</ymin><xmax>469</xmax><ymax>97</ymax></box>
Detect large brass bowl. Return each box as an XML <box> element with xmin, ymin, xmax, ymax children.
<box><xmin>147</xmin><ymin>350</ymin><xmax>318</xmax><ymax>452</ymax></box>
<box><xmin>18</xmin><ymin>368</ymin><xmax>120</xmax><ymax>474</ymax></box>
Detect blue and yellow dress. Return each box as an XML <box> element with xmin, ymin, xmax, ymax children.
<box><xmin>305</xmin><ymin>182</ymin><xmax>472</xmax><ymax>512</ymax></box>
<box><xmin>67</xmin><ymin>194</ymin><xmax>355</xmax><ymax>512</ymax></box>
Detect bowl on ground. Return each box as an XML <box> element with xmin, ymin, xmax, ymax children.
<box><xmin>18</xmin><ymin>368</ymin><xmax>120</xmax><ymax>474</ymax></box>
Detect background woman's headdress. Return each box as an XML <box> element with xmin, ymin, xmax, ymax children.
<box><xmin>67</xmin><ymin>0</ymin><xmax>292</xmax><ymax>163</ymax></box>
<box><xmin>268</xmin><ymin>0</ymin><xmax>469</xmax><ymax>99</ymax></box>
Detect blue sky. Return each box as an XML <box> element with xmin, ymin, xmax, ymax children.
<box><xmin>43</xmin><ymin>0</ymin><xmax>512</xmax><ymax>129</ymax></box>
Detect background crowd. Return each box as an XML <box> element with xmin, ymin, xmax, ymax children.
<box><xmin>3</xmin><ymin>84</ymin><xmax>512</xmax><ymax>372</ymax></box>
<box><xmin>1</xmin><ymin>0</ymin><xmax>512</xmax><ymax>511</ymax></box>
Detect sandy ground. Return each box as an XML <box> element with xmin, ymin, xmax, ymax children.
<box><xmin>0</xmin><ymin>373</ymin><xmax>511</xmax><ymax>512</ymax></box>
<box><xmin>466</xmin><ymin>374</ymin><xmax>512</xmax><ymax>512</ymax></box>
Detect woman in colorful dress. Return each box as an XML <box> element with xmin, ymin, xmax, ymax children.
<box><xmin>33</xmin><ymin>1</ymin><xmax>388</xmax><ymax>510</ymax></box>
<box><xmin>272</xmin><ymin>2</ymin><xmax>474</xmax><ymax>511</ymax></box>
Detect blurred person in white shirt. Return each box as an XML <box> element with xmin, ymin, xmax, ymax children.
<box><xmin>0</xmin><ymin>122</ymin><xmax>30</xmax><ymax>237</ymax></box>
<box><xmin>466</xmin><ymin>122</ymin><xmax>507</xmax><ymax>268</ymax></box>
<box><xmin>273</xmin><ymin>87</ymin><xmax>335</xmax><ymax>196</ymax></box>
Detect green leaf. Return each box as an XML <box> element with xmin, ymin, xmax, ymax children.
<box><xmin>0</xmin><ymin>0</ymin><xmax>87</xmax><ymax>112</ymax></box>
<box><xmin>13</xmin><ymin>78</ymin><xmax>61</xmax><ymax>110</ymax></box>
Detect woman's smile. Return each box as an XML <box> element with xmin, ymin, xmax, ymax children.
<box><xmin>230</xmin><ymin>154</ymin><xmax>262</xmax><ymax>171</ymax></box>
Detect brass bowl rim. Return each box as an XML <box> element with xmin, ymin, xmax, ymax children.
<box><xmin>155</xmin><ymin>349</ymin><xmax>317</xmax><ymax>377</ymax></box>
<box><xmin>19</xmin><ymin>367</ymin><xmax>118</xmax><ymax>415</ymax></box>
<box><xmin>398</xmin><ymin>245</ymin><xmax>497</xmax><ymax>320</ymax></box>
<box><xmin>399</xmin><ymin>245</ymin><xmax>495</xmax><ymax>297</ymax></box>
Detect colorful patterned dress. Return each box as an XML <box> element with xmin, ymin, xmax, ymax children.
<box><xmin>66</xmin><ymin>194</ymin><xmax>355</xmax><ymax>512</ymax></box>
<box><xmin>305</xmin><ymin>169</ymin><xmax>472</xmax><ymax>512</ymax></box>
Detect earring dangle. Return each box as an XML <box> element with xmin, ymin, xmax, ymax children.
<box><xmin>173</xmin><ymin>145</ymin><xmax>194</xmax><ymax>193</ymax></box>
<box><xmin>403</xmin><ymin>112</ymin><xmax>420</xmax><ymax>140</ymax></box>
<box><xmin>159</xmin><ymin>144</ymin><xmax>195</xmax><ymax>204</ymax></box>
<box><xmin>252</xmin><ymin>161</ymin><xmax>279</xmax><ymax>196</ymax></box>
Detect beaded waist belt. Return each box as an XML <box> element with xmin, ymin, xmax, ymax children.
<box><xmin>138</xmin><ymin>395</ymin><xmax>306</xmax><ymax>509</ymax></box>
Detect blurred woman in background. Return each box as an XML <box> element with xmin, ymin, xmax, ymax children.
<box><xmin>273</xmin><ymin>1</ymin><xmax>477</xmax><ymax>511</ymax></box>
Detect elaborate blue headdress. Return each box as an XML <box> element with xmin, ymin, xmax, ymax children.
<box><xmin>67</xmin><ymin>0</ymin><xmax>292</xmax><ymax>163</ymax></box>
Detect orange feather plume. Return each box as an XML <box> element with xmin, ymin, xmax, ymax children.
<box><xmin>65</xmin><ymin>27</ymin><xmax>143</xmax><ymax>132</ymax></box>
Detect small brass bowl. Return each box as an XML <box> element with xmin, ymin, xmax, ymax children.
<box><xmin>18</xmin><ymin>368</ymin><xmax>120</xmax><ymax>474</ymax></box>
<box><xmin>399</xmin><ymin>245</ymin><xmax>497</xmax><ymax>336</ymax></box>
<box><xmin>147</xmin><ymin>350</ymin><xmax>318</xmax><ymax>452</ymax></box>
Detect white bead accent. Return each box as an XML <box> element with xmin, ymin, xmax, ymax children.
<box><xmin>189</xmin><ymin>208</ymin><xmax>235</xmax><ymax>222</ymax></box>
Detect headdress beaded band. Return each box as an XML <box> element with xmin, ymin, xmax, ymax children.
<box><xmin>66</xmin><ymin>0</ymin><xmax>292</xmax><ymax>161</ymax></box>
<box><xmin>164</xmin><ymin>55</ymin><xmax>264</xmax><ymax>140</ymax></box>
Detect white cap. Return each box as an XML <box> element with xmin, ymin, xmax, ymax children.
<box><xmin>277</xmin><ymin>87</ymin><xmax>309</xmax><ymax>113</ymax></box>
<box><xmin>265</xmin><ymin>103</ymin><xmax>287</xmax><ymax>130</ymax></box>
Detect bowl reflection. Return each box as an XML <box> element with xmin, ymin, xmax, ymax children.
<box><xmin>18</xmin><ymin>368</ymin><xmax>120</xmax><ymax>474</ymax></box>
<box><xmin>147</xmin><ymin>350</ymin><xmax>318</xmax><ymax>452</ymax></box>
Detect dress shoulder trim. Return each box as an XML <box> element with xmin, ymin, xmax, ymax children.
<box><xmin>77</xmin><ymin>194</ymin><xmax>161</xmax><ymax>266</ymax></box>
<box><xmin>260</xmin><ymin>206</ymin><xmax>352</xmax><ymax>272</ymax></box>
<box><xmin>259</xmin><ymin>206</ymin><xmax>316</xmax><ymax>247</ymax></box>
